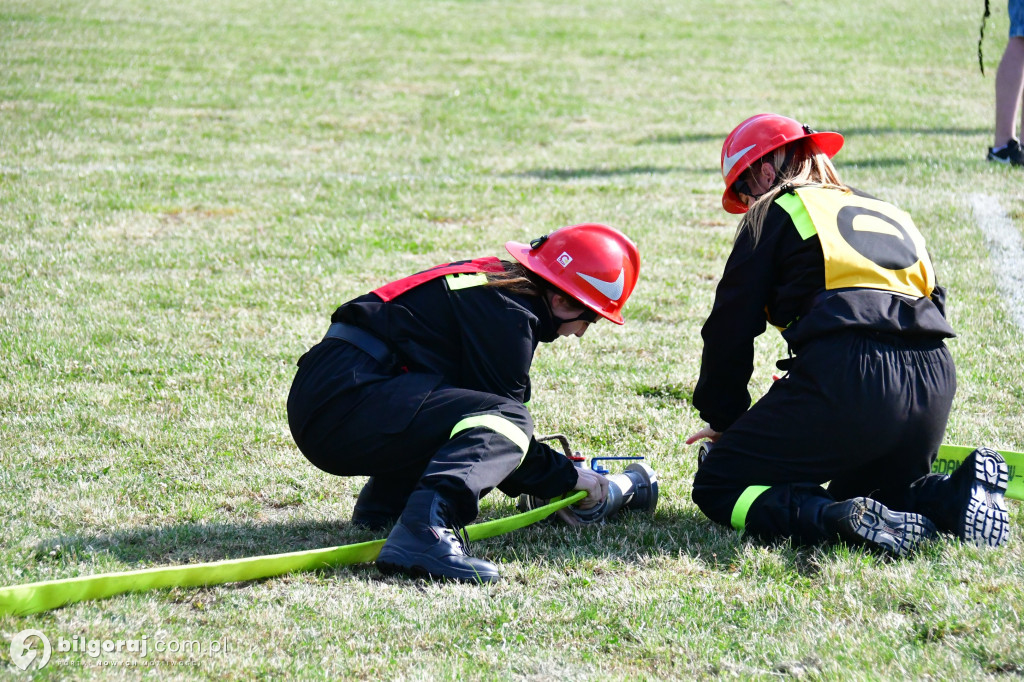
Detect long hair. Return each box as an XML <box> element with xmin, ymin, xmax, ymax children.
<box><xmin>738</xmin><ymin>139</ymin><xmax>848</xmax><ymax>245</ymax></box>
<box><xmin>485</xmin><ymin>261</ymin><xmax>587</xmax><ymax>314</ymax></box>
<box><xmin>484</xmin><ymin>261</ymin><xmax>549</xmax><ymax>297</ymax></box>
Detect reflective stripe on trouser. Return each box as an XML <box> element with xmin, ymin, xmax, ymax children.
<box><xmin>728</xmin><ymin>484</ymin><xmax>835</xmax><ymax>543</ymax></box>
<box><xmin>730</xmin><ymin>485</ymin><xmax>771</xmax><ymax>532</ymax></box>
<box><xmin>419</xmin><ymin>405</ymin><xmax>534</xmax><ymax>524</ymax></box>
<box><xmin>692</xmin><ymin>330</ymin><xmax>954</xmax><ymax>545</ymax></box>
<box><xmin>450</xmin><ymin>414</ymin><xmax>530</xmax><ymax>462</ymax></box>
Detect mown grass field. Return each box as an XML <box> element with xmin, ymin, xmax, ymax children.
<box><xmin>2</xmin><ymin>0</ymin><xmax>1023</xmax><ymax>679</ymax></box>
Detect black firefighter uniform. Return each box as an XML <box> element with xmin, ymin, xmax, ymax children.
<box><xmin>288</xmin><ymin>258</ymin><xmax>580</xmax><ymax>527</ymax></box>
<box><xmin>692</xmin><ymin>186</ymin><xmax>959</xmax><ymax>542</ymax></box>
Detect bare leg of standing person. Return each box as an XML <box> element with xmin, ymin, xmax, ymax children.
<box><xmin>995</xmin><ymin>37</ymin><xmax>1024</xmax><ymax>146</ymax></box>
<box><xmin>988</xmin><ymin>25</ymin><xmax>1024</xmax><ymax>164</ymax></box>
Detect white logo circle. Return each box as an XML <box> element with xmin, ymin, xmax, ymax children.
<box><xmin>9</xmin><ymin>629</ymin><xmax>51</xmax><ymax>671</ymax></box>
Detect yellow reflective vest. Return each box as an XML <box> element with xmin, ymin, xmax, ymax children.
<box><xmin>775</xmin><ymin>186</ymin><xmax>935</xmax><ymax>300</ymax></box>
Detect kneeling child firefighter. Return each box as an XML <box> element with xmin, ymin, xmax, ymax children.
<box><xmin>288</xmin><ymin>223</ymin><xmax>641</xmax><ymax>582</ymax></box>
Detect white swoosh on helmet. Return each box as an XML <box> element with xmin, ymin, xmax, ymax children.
<box><xmin>577</xmin><ymin>268</ymin><xmax>625</xmax><ymax>301</ymax></box>
<box><xmin>722</xmin><ymin>143</ymin><xmax>756</xmax><ymax>178</ymax></box>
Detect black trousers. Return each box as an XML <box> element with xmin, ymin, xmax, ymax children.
<box><xmin>287</xmin><ymin>340</ymin><xmax>553</xmax><ymax>525</ymax></box>
<box><xmin>692</xmin><ymin>330</ymin><xmax>957</xmax><ymax>543</ymax></box>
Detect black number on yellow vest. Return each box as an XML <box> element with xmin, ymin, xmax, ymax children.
<box><xmin>836</xmin><ymin>206</ymin><xmax>920</xmax><ymax>271</ymax></box>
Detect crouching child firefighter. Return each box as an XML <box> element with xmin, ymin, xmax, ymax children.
<box><xmin>287</xmin><ymin>223</ymin><xmax>641</xmax><ymax>583</ymax></box>
<box><xmin>686</xmin><ymin>113</ymin><xmax>1011</xmax><ymax>557</ymax></box>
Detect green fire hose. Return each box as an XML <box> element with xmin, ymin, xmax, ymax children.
<box><xmin>0</xmin><ymin>492</ymin><xmax>587</xmax><ymax>617</ymax></box>
<box><xmin>0</xmin><ymin>444</ymin><xmax>1018</xmax><ymax>618</ymax></box>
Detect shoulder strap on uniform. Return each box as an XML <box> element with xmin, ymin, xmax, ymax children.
<box><xmin>372</xmin><ymin>257</ymin><xmax>504</xmax><ymax>301</ymax></box>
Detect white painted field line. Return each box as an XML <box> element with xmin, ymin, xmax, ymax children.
<box><xmin>968</xmin><ymin>193</ymin><xmax>1024</xmax><ymax>331</ymax></box>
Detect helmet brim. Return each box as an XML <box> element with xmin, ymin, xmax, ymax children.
<box><xmin>808</xmin><ymin>131</ymin><xmax>845</xmax><ymax>158</ymax></box>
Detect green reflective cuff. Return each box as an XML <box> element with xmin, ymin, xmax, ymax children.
<box><xmin>450</xmin><ymin>415</ymin><xmax>530</xmax><ymax>456</ymax></box>
<box><xmin>775</xmin><ymin>193</ymin><xmax>817</xmax><ymax>240</ymax></box>
<box><xmin>730</xmin><ymin>485</ymin><xmax>771</xmax><ymax>532</ymax></box>
<box><xmin>445</xmin><ymin>272</ymin><xmax>488</xmax><ymax>290</ymax></box>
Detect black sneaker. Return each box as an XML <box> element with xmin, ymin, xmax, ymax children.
<box><xmin>987</xmin><ymin>138</ymin><xmax>1024</xmax><ymax>166</ymax></box>
<box><xmin>828</xmin><ymin>497</ymin><xmax>938</xmax><ymax>557</ymax></box>
<box><xmin>957</xmin><ymin>447</ymin><xmax>1010</xmax><ymax>548</ymax></box>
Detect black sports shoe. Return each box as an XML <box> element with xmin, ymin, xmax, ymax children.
<box><xmin>987</xmin><ymin>138</ymin><xmax>1024</xmax><ymax>166</ymax></box>
<box><xmin>826</xmin><ymin>497</ymin><xmax>938</xmax><ymax>557</ymax></box>
<box><xmin>956</xmin><ymin>447</ymin><xmax>1010</xmax><ymax>548</ymax></box>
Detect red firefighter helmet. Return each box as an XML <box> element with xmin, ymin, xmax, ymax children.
<box><xmin>720</xmin><ymin>113</ymin><xmax>844</xmax><ymax>214</ymax></box>
<box><xmin>505</xmin><ymin>223</ymin><xmax>640</xmax><ymax>325</ymax></box>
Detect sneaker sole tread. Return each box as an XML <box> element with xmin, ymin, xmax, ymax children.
<box><xmin>963</xmin><ymin>448</ymin><xmax>1010</xmax><ymax>548</ymax></box>
<box><xmin>851</xmin><ymin>497</ymin><xmax>937</xmax><ymax>558</ymax></box>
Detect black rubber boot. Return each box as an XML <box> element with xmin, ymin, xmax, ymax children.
<box><xmin>376</xmin><ymin>490</ymin><xmax>501</xmax><ymax>584</ymax></box>
<box><xmin>822</xmin><ymin>497</ymin><xmax>938</xmax><ymax>558</ymax></box>
<box><xmin>351</xmin><ymin>477</ymin><xmax>406</xmax><ymax>532</ymax></box>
